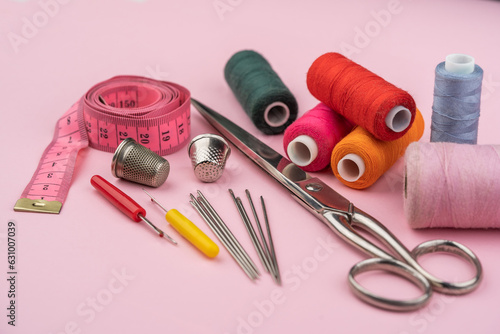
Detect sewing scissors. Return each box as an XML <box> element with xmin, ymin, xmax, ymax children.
<box><xmin>191</xmin><ymin>99</ymin><xmax>483</xmax><ymax>311</ymax></box>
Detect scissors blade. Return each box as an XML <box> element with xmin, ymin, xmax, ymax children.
<box><xmin>191</xmin><ymin>99</ymin><xmax>351</xmax><ymax>214</ymax></box>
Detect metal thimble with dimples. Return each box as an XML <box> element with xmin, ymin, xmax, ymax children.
<box><xmin>111</xmin><ymin>138</ymin><xmax>170</xmax><ymax>187</ymax></box>
<box><xmin>188</xmin><ymin>134</ymin><xmax>231</xmax><ymax>182</ymax></box>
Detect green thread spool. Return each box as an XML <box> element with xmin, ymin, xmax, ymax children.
<box><xmin>224</xmin><ymin>50</ymin><xmax>298</xmax><ymax>134</ymax></box>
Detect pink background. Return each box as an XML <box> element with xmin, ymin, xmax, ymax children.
<box><xmin>1</xmin><ymin>0</ymin><xmax>500</xmax><ymax>333</ymax></box>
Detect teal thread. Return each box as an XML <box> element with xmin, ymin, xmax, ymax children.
<box><xmin>224</xmin><ymin>50</ymin><xmax>298</xmax><ymax>134</ymax></box>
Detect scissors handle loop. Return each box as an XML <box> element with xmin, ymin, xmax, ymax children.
<box><xmin>348</xmin><ymin>258</ymin><xmax>432</xmax><ymax>311</ymax></box>
<box><xmin>411</xmin><ymin>239</ymin><xmax>483</xmax><ymax>295</ymax></box>
<box><xmin>329</xmin><ymin>208</ymin><xmax>483</xmax><ymax>310</ymax></box>
<box><xmin>349</xmin><ymin>208</ymin><xmax>483</xmax><ymax>293</ymax></box>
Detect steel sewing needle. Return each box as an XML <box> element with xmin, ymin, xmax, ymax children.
<box><xmin>261</xmin><ymin>196</ymin><xmax>281</xmax><ymax>285</ymax></box>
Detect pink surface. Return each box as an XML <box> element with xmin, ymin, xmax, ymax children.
<box><xmin>1</xmin><ymin>1</ymin><xmax>500</xmax><ymax>333</ymax></box>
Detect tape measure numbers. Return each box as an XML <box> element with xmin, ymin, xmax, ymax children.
<box><xmin>14</xmin><ymin>76</ymin><xmax>191</xmax><ymax>214</ymax></box>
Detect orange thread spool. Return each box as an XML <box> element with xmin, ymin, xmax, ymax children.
<box><xmin>307</xmin><ymin>52</ymin><xmax>416</xmax><ymax>141</ymax></box>
<box><xmin>331</xmin><ymin>109</ymin><xmax>425</xmax><ymax>189</ymax></box>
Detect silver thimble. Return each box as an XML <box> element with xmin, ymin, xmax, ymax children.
<box><xmin>188</xmin><ymin>134</ymin><xmax>231</xmax><ymax>183</ymax></box>
<box><xmin>111</xmin><ymin>138</ymin><xmax>170</xmax><ymax>187</ymax></box>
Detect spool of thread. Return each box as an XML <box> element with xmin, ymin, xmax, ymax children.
<box><xmin>404</xmin><ymin>142</ymin><xmax>500</xmax><ymax>229</ymax></box>
<box><xmin>224</xmin><ymin>50</ymin><xmax>298</xmax><ymax>134</ymax></box>
<box><xmin>307</xmin><ymin>52</ymin><xmax>416</xmax><ymax>141</ymax></box>
<box><xmin>430</xmin><ymin>54</ymin><xmax>484</xmax><ymax>144</ymax></box>
<box><xmin>283</xmin><ymin>103</ymin><xmax>354</xmax><ymax>172</ymax></box>
<box><xmin>331</xmin><ymin>109</ymin><xmax>424</xmax><ymax>189</ymax></box>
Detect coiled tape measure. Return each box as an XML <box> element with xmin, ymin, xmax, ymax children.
<box><xmin>14</xmin><ymin>76</ymin><xmax>191</xmax><ymax>214</ymax></box>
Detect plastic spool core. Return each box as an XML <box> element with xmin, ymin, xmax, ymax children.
<box><xmin>287</xmin><ymin>135</ymin><xmax>318</xmax><ymax>167</ymax></box>
<box><xmin>445</xmin><ymin>54</ymin><xmax>475</xmax><ymax>75</ymax></box>
<box><xmin>385</xmin><ymin>106</ymin><xmax>412</xmax><ymax>133</ymax></box>
<box><xmin>337</xmin><ymin>153</ymin><xmax>366</xmax><ymax>182</ymax></box>
<box><xmin>264</xmin><ymin>101</ymin><xmax>290</xmax><ymax>128</ymax></box>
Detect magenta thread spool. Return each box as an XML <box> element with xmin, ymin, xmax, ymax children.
<box><xmin>283</xmin><ymin>103</ymin><xmax>354</xmax><ymax>172</ymax></box>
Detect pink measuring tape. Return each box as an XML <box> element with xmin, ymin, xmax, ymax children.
<box><xmin>14</xmin><ymin>76</ymin><xmax>191</xmax><ymax>214</ymax></box>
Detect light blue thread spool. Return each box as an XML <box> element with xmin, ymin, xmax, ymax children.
<box><xmin>431</xmin><ymin>54</ymin><xmax>483</xmax><ymax>144</ymax></box>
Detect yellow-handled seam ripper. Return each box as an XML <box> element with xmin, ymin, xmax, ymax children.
<box><xmin>143</xmin><ymin>189</ymin><xmax>219</xmax><ymax>258</ymax></box>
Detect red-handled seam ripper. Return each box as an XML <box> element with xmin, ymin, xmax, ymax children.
<box><xmin>90</xmin><ymin>175</ymin><xmax>177</xmax><ymax>244</ymax></box>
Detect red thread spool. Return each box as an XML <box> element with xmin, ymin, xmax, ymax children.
<box><xmin>283</xmin><ymin>103</ymin><xmax>354</xmax><ymax>172</ymax></box>
<box><xmin>307</xmin><ymin>53</ymin><xmax>416</xmax><ymax>141</ymax></box>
